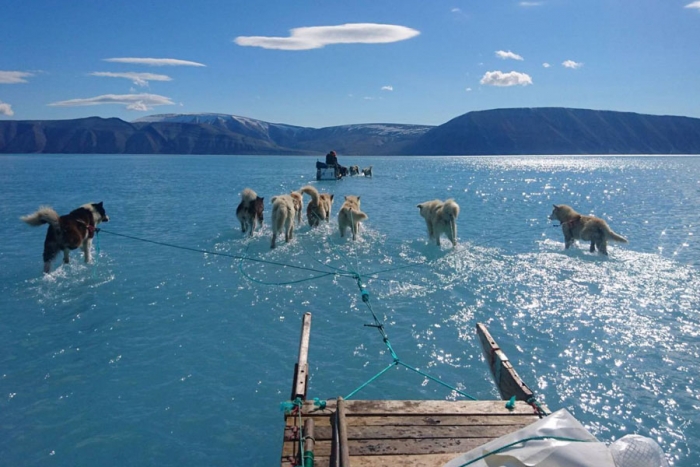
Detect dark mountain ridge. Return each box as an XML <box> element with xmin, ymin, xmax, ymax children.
<box><xmin>1</xmin><ymin>108</ymin><xmax>699</xmax><ymax>155</ymax></box>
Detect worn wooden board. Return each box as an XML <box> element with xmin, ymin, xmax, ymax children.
<box><xmin>286</xmin><ymin>423</ymin><xmax>529</xmax><ymax>441</ymax></box>
<box><xmin>295</xmin><ymin>399</ymin><xmax>539</xmax><ymax>416</ymax></box>
<box><xmin>284</xmin><ymin>437</ymin><xmax>495</xmax><ymax>457</ymax></box>
<box><xmin>313</xmin><ymin>453</ymin><xmax>471</xmax><ymax>467</ymax></box>
<box><xmin>290</xmin><ymin>413</ymin><xmax>538</xmax><ymax>428</ymax></box>
<box><xmin>476</xmin><ymin>323</ymin><xmax>535</xmax><ymax>402</ymax></box>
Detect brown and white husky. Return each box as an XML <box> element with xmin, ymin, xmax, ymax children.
<box><xmin>300</xmin><ymin>185</ymin><xmax>334</xmax><ymax>227</ymax></box>
<box><xmin>21</xmin><ymin>202</ymin><xmax>109</xmax><ymax>273</ymax></box>
<box><xmin>549</xmin><ymin>204</ymin><xmax>628</xmax><ymax>255</ymax></box>
<box><xmin>236</xmin><ymin>188</ymin><xmax>264</xmax><ymax>236</ymax></box>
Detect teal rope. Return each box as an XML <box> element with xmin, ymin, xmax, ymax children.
<box><xmin>397</xmin><ymin>360</ymin><xmax>478</xmax><ymax>401</ymax></box>
<box><xmin>455</xmin><ymin>435</ymin><xmax>592</xmax><ymax>467</ymax></box>
<box><xmin>238</xmin><ymin>254</ymin><xmax>339</xmax><ymax>285</ymax></box>
<box><xmin>345</xmin><ymin>269</ymin><xmax>479</xmax><ymax>401</ymax></box>
<box><xmin>99</xmin><ymin>229</ymin><xmax>339</xmax><ymax>276</ymax></box>
<box><xmin>527</xmin><ymin>396</ymin><xmax>550</xmax><ymax>417</ymax></box>
<box><xmin>344</xmin><ymin>361</ymin><xmax>397</xmax><ymax>400</ymax></box>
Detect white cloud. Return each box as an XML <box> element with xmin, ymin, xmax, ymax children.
<box><xmin>542</xmin><ymin>62</ymin><xmax>551</xmax><ymax>68</ymax></box>
<box><xmin>480</xmin><ymin>71</ymin><xmax>533</xmax><ymax>87</ymax></box>
<box><xmin>465</xmin><ymin>87</ymin><xmax>472</xmax><ymax>92</ymax></box>
<box><xmin>451</xmin><ymin>8</ymin><xmax>462</xmax><ymax>13</ymax></box>
<box><xmin>495</xmin><ymin>50</ymin><xmax>524</xmax><ymax>61</ymax></box>
<box><xmin>381</xmin><ymin>85</ymin><xmax>393</xmax><ymax>91</ymax></box>
<box><xmin>90</xmin><ymin>72</ymin><xmax>173</xmax><ymax>87</ymax></box>
<box><xmin>0</xmin><ymin>71</ymin><xmax>34</xmax><ymax>84</ymax></box>
<box><xmin>103</xmin><ymin>58</ymin><xmax>206</xmax><ymax>67</ymax></box>
<box><xmin>0</xmin><ymin>100</ymin><xmax>13</xmax><ymax>116</ymax></box>
<box><xmin>234</xmin><ymin>23</ymin><xmax>420</xmax><ymax>51</ymax></box>
<box><xmin>520</xmin><ymin>1</ymin><xmax>543</xmax><ymax>6</ymax></box>
<box><xmin>562</xmin><ymin>60</ymin><xmax>583</xmax><ymax>69</ymax></box>
<box><xmin>49</xmin><ymin>93</ymin><xmax>174</xmax><ymax>111</ymax></box>
<box><xmin>685</xmin><ymin>1</ymin><xmax>700</xmax><ymax>9</ymax></box>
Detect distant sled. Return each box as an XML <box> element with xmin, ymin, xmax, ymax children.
<box><xmin>315</xmin><ymin>160</ymin><xmax>343</xmax><ymax>181</ymax></box>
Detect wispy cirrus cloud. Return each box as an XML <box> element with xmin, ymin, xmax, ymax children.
<box><xmin>480</xmin><ymin>71</ymin><xmax>533</xmax><ymax>87</ymax></box>
<box><xmin>103</xmin><ymin>58</ymin><xmax>206</xmax><ymax>67</ymax></box>
<box><xmin>0</xmin><ymin>100</ymin><xmax>14</xmax><ymax>116</ymax></box>
<box><xmin>90</xmin><ymin>72</ymin><xmax>173</xmax><ymax>87</ymax></box>
<box><xmin>562</xmin><ymin>60</ymin><xmax>583</xmax><ymax>69</ymax></box>
<box><xmin>495</xmin><ymin>50</ymin><xmax>524</xmax><ymax>61</ymax></box>
<box><xmin>381</xmin><ymin>85</ymin><xmax>393</xmax><ymax>91</ymax></box>
<box><xmin>520</xmin><ymin>1</ymin><xmax>543</xmax><ymax>6</ymax></box>
<box><xmin>234</xmin><ymin>23</ymin><xmax>420</xmax><ymax>51</ymax></box>
<box><xmin>685</xmin><ymin>1</ymin><xmax>700</xmax><ymax>9</ymax></box>
<box><xmin>49</xmin><ymin>93</ymin><xmax>174</xmax><ymax>111</ymax></box>
<box><xmin>0</xmin><ymin>71</ymin><xmax>34</xmax><ymax>84</ymax></box>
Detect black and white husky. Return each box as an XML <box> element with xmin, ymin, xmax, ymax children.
<box><xmin>21</xmin><ymin>202</ymin><xmax>109</xmax><ymax>273</ymax></box>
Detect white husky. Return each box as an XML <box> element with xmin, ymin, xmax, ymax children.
<box><xmin>270</xmin><ymin>194</ymin><xmax>297</xmax><ymax>249</ymax></box>
<box><xmin>417</xmin><ymin>199</ymin><xmax>460</xmax><ymax>247</ymax></box>
<box><xmin>337</xmin><ymin>195</ymin><xmax>368</xmax><ymax>240</ymax></box>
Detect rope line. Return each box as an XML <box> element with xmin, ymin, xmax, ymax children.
<box><xmin>99</xmin><ymin>228</ymin><xmax>343</xmax><ymax>277</ymax></box>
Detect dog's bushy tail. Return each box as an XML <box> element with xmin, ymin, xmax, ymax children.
<box><xmin>347</xmin><ymin>208</ymin><xmax>368</xmax><ymax>222</ymax></box>
<box><xmin>300</xmin><ymin>185</ymin><xmax>320</xmax><ymax>204</ymax></box>
<box><xmin>442</xmin><ymin>199</ymin><xmax>460</xmax><ymax>220</ymax></box>
<box><xmin>443</xmin><ymin>199</ymin><xmax>460</xmax><ymax>244</ymax></box>
<box><xmin>21</xmin><ymin>206</ymin><xmax>60</xmax><ymax>229</ymax></box>
<box><xmin>240</xmin><ymin>188</ymin><xmax>258</xmax><ymax>204</ymax></box>
<box><xmin>606</xmin><ymin>228</ymin><xmax>628</xmax><ymax>243</ymax></box>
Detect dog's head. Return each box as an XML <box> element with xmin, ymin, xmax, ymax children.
<box><xmin>549</xmin><ymin>204</ymin><xmax>575</xmax><ymax>222</ymax></box>
<box><xmin>90</xmin><ymin>201</ymin><xmax>109</xmax><ymax>224</ymax></box>
<box><xmin>253</xmin><ymin>196</ymin><xmax>264</xmax><ymax>221</ymax></box>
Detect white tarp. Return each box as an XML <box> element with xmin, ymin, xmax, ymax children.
<box><xmin>442</xmin><ymin>408</ymin><xmax>617</xmax><ymax>467</ymax></box>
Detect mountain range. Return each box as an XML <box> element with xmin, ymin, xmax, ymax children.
<box><xmin>1</xmin><ymin>108</ymin><xmax>699</xmax><ymax>155</ymax></box>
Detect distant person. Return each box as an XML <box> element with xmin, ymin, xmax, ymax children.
<box><xmin>325</xmin><ymin>150</ymin><xmax>347</xmax><ymax>177</ymax></box>
<box><xmin>325</xmin><ymin>150</ymin><xmax>338</xmax><ymax>166</ymax></box>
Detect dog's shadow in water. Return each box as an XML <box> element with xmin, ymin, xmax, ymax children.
<box><xmin>405</xmin><ymin>239</ymin><xmax>462</xmax><ymax>264</ymax></box>
<box><xmin>554</xmin><ymin>246</ymin><xmax>617</xmax><ymax>263</ymax></box>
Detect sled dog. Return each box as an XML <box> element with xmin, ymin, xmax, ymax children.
<box><xmin>361</xmin><ymin>166</ymin><xmax>373</xmax><ymax>177</ymax></box>
<box><xmin>290</xmin><ymin>191</ymin><xmax>303</xmax><ymax>225</ymax></box>
<box><xmin>549</xmin><ymin>204</ymin><xmax>628</xmax><ymax>255</ymax></box>
<box><xmin>349</xmin><ymin>165</ymin><xmax>360</xmax><ymax>176</ymax></box>
<box><xmin>300</xmin><ymin>185</ymin><xmax>334</xmax><ymax>227</ymax></box>
<box><xmin>270</xmin><ymin>194</ymin><xmax>297</xmax><ymax>249</ymax></box>
<box><xmin>337</xmin><ymin>195</ymin><xmax>368</xmax><ymax>240</ymax></box>
<box><xmin>417</xmin><ymin>199</ymin><xmax>460</xmax><ymax>247</ymax></box>
<box><xmin>236</xmin><ymin>188</ymin><xmax>264</xmax><ymax>236</ymax></box>
<box><xmin>21</xmin><ymin>202</ymin><xmax>110</xmax><ymax>273</ymax></box>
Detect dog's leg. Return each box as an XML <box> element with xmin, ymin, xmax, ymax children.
<box><xmin>63</xmin><ymin>248</ymin><xmax>70</xmax><ymax>264</ymax></box>
<box><xmin>564</xmin><ymin>234</ymin><xmax>574</xmax><ymax>249</ymax></box>
<box><xmin>249</xmin><ymin>218</ymin><xmax>256</xmax><ymax>237</ymax></box>
<box><xmin>425</xmin><ymin>220</ymin><xmax>433</xmax><ymax>239</ymax></box>
<box><xmin>589</xmin><ymin>240</ymin><xmax>596</xmax><ymax>253</ymax></box>
<box><xmin>597</xmin><ymin>239</ymin><xmax>608</xmax><ymax>255</ymax></box>
<box><xmin>43</xmin><ymin>241</ymin><xmax>58</xmax><ymax>273</ymax></box>
<box><xmin>352</xmin><ymin>222</ymin><xmax>357</xmax><ymax>241</ymax></box>
<box><xmin>83</xmin><ymin>239</ymin><xmax>92</xmax><ymax>263</ymax></box>
<box><xmin>271</xmin><ymin>232</ymin><xmax>277</xmax><ymax>249</ymax></box>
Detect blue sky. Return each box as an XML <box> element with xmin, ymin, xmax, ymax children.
<box><xmin>1</xmin><ymin>0</ymin><xmax>699</xmax><ymax>128</ymax></box>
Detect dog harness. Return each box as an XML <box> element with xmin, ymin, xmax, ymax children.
<box><xmin>77</xmin><ymin>219</ymin><xmax>98</xmax><ymax>238</ymax></box>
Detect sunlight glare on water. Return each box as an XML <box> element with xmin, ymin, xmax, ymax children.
<box><xmin>0</xmin><ymin>155</ymin><xmax>698</xmax><ymax>466</ymax></box>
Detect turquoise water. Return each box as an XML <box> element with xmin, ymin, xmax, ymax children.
<box><xmin>1</xmin><ymin>155</ymin><xmax>698</xmax><ymax>466</ymax></box>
